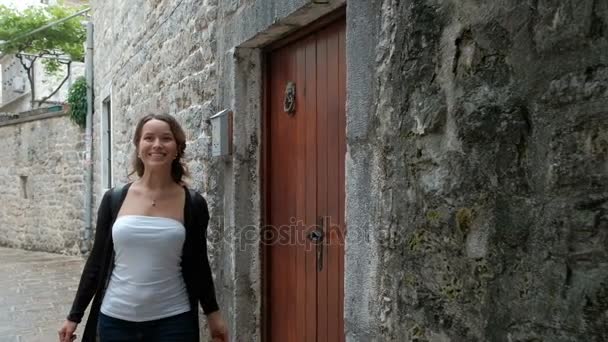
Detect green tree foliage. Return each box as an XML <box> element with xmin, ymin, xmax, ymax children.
<box><xmin>0</xmin><ymin>3</ymin><xmax>87</xmax><ymax>106</ymax></box>
<box><xmin>67</xmin><ymin>76</ymin><xmax>87</xmax><ymax>128</ymax></box>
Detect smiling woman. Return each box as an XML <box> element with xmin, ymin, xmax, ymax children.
<box><xmin>58</xmin><ymin>114</ymin><xmax>229</xmax><ymax>342</ymax></box>
<box><xmin>130</xmin><ymin>114</ymin><xmax>188</xmax><ymax>184</ymax></box>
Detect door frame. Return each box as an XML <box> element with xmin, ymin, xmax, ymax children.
<box><xmin>260</xmin><ymin>8</ymin><xmax>346</xmax><ymax>342</ymax></box>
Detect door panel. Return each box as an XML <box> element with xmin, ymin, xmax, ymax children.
<box><xmin>303</xmin><ymin>34</ymin><xmax>318</xmax><ymax>342</ymax></box>
<box><xmin>315</xmin><ymin>23</ymin><xmax>329</xmax><ymax>342</ymax></box>
<box><xmin>266</xmin><ymin>18</ymin><xmax>346</xmax><ymax>342</ymax></box>
<box><xmin>294</xmin><ymin>38</ymin><xmax>307</xmax><ymax>342</ymax></box>
<box><xmin>325</xmin><ymin>22</ymin><xmax>342</xmax><ymax>342</ymax></box>
<box><xmin>338</xmin><ymin>26</ymin><xmax>346</xmax><ymax>342</ymax></box>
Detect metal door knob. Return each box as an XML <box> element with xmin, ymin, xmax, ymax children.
<box><xmin>308</xmin><ymin>229</ymin><xmax>324</xmax><ymax>242</ymax></box>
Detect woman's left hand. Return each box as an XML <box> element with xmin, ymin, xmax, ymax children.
<box><xmin>207</xmin><ymin>311</ymin><xmax>229</xmax><ymax>342</ymax></box>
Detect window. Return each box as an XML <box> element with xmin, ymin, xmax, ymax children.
<box><xmin>20</xmin><ymin>175</ymin><xmax>28</xmax><ymax>199</ymax></box>
<box><xmin>101</xmin><ymin>96</ymin><xmax>113</xmax><ymax>189</ymax></box>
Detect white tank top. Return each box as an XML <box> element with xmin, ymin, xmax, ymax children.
<box><xmin>100</xmin><ymin>215</ymin><xmax>191</xmax><ymax>322</ymax></box>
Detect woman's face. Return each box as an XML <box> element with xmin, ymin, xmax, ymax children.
<box><xmin>137</xmin><ymin>119</ymin><xmax>178</xmax><ymax>169</ymax></box>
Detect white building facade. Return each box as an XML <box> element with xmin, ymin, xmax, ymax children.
<box><xmin>0</xmin><ymin>0</ymin><xmax>86</xmax><ymax>113</ymax></box>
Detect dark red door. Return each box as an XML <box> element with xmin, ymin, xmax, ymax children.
<box><xmin>265</xmin><ymin>18</ymin><xmax>346</xmax><ymax>342</ymax></box>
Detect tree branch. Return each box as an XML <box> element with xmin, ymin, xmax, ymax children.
<box><xmin>37</xmin><ymin>60</ymin><xmax>71</xmax><ymax>107</ymax></box>
<box><xmin>16</xmin><ymin>53</ymin><xmax>37</xmax><ymax>105</ymax></box>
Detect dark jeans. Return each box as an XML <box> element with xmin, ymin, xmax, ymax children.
<box><xmin>98</xmin><ymin>311</ymin><xmax>197</xmax><ymax>342</ymax></box>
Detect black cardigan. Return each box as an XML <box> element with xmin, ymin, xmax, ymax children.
<box><xmin>67</xmin><ymin>183</ymin><xmax>219</xmax><ymax>341</ymax></box>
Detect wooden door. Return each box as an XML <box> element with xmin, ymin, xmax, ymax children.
<box><xmin>265</xmin><ymin>18</ymin><xmax>346</xmax><ymax>342</ymax></box>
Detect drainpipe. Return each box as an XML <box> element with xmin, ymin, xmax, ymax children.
<box><xmin>82</xmin><ymin>21</ymin><xmax>94</xmax><ymax>255</ymax></box>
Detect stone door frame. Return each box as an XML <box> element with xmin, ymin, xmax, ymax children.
<box><xmin>216</xmin><ymin>1</ymin><xmax>346</xmax><ymax>340</ymax></box>
<box><xmin>213</xmin><ymin>1</ymin><xmax>381</xmax><ymax>340</ymax></box>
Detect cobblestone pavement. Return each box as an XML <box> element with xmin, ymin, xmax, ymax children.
<box><xmin>0</xmin><ymin>247</ymin><xmax>88</xmax><ymax>342</ymax></box>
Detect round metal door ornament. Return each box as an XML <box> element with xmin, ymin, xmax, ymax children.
<box><xmin>284</xmin><ymin>81</ymin><xmax>296</xmax><ymax>116</ymax></box>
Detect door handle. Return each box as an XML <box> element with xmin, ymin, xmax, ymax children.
<box><xmin>308</xmin><ymin>217</ymin><xmax>326</xmax><ymax>272</ymax></box>
<box><xmin>308</xmin><ymin>229</ymin><xmax>324</xmax><ymax>242</ymax></box>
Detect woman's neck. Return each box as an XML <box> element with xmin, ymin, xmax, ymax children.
<box><xmin>138</xmin><ymin>169</ymin><xmax>175</xmax><ymax>190</ymax></box>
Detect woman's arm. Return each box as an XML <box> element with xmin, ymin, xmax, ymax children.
<box><xmin>195</xmin><ymin>193</ymin><xmax>228</xmax><ymax>341</ymax></box>
<box><xmin>66</xmin><ymin>190</ymin><xmax>113</xmax><ymax>323</ymax></box>
<box><xmin>195</xmin><ymin>193</ymin><xmax>220</xmax><ymax>315</ymax></box>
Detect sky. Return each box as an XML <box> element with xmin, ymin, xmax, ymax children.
<box><xmin>0</xmin><ymin>0</ymin><xmax>87</xmax><ymax>11</ymax></box>
<box><xmin>0</xmin><ymin>0</ymin><xmax>48</xmax><ymax>11</ymax></box>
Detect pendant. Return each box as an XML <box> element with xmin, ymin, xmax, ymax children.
<box><xmin>152</xmin><ymin>200</ymin><xmax>156</xmax><ymax>207</ymax></box>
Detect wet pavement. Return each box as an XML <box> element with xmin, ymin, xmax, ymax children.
<box><xmin>0</xmin><ymin>247</ymin><xmax>88</xmax><ymax>342</ymax></box>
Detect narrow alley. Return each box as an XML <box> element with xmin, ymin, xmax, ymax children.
<box><xmin>0</xmin><ymin>247</ymin><xmax>86</xmax><ymax>342</ymax></box>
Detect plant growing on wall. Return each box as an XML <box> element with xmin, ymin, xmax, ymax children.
<box><xmin>67</xmin><ymin>76</ymin><xmax>86</xmax><ymax>128</ymax></box>
<box><xmin>0</xmin><ymin>3</ymin><xmax>87</xmax><ymax>107</ymax></box>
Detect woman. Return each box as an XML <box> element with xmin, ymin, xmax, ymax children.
<box><xmin>58</xmin><ymin>114</ymin><xmax>229</xmax><ymax>342</ymax></box>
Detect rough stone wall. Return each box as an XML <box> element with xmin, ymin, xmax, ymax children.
<box><xmin>91</xmin><ymin>0</ymin><xmax>219</xmax><ymax>192</ymax></box>
<box><xmin>0</xmin><ymin>113</ymin><xmax>85</xmax><ymax>255</ymax></box>
<box><xmin>347</xmin><ymin>0</ymin><xmax>608</xmax><ymax>341</ymax></box>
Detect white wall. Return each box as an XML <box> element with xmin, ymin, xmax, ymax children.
<box><xmin>0</xmin><ymin>0</ymin><xmax>86</xmax><ymax>112</ymax></box>
<box><xmin>0</xmin><ymin>54</ymin><xmax>84</xmax><ymax>112</ymax></box>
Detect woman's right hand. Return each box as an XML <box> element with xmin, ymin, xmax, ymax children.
<box><xmin>58</xmin><ymin>320</ymin><xmax>77</xmax><ymax>342</ymax></box>
<box><xmin>207</xmin><ymin>311</ymin><xmax>229</xmax><ymax>342</ymax></box>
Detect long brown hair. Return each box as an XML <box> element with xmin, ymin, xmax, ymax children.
<box><xmin>130</xmin><ymin>114</ymin><xmax>189</xmax><ymax>183</ymax></box>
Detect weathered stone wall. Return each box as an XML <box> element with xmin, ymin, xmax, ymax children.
<box><xmin>0</xmin><ymin>112</ymin><xmax>85</xmax><ymax>255</ymax></box>
<box><xmin>91</xmin><ymin>0</ymin><xmax>219</xmax><ymax>191</ymax></box>
<box><xmin>347</xmin><ymin>0</ymin><xmax>608</xmax><ymax>341</ymax></box>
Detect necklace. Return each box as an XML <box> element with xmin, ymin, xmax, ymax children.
<box><xmin>149</xmin><ymin>194</ymin><xmax>159</xmax><ymax>207</ymax></box>
<box><xmin>136</xmin><ymin>181</ymin><xmax>163</xmax><ymax>207</ymax></box>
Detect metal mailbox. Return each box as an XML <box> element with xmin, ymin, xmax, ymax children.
<box><xmin>210</xmin><ymin>109</ymin><xmax>233</xmax><ymax>157</ymax></box>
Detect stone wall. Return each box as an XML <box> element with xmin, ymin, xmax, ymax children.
<box><xmin>0</xmin><ymin>111</ymin><xmax>85</xmax><ymax>255</ymax></box>
<box><xmin>347</xmin><ymin>0</ymin><xmax>608</xmax><ymax>341</ymax></box>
